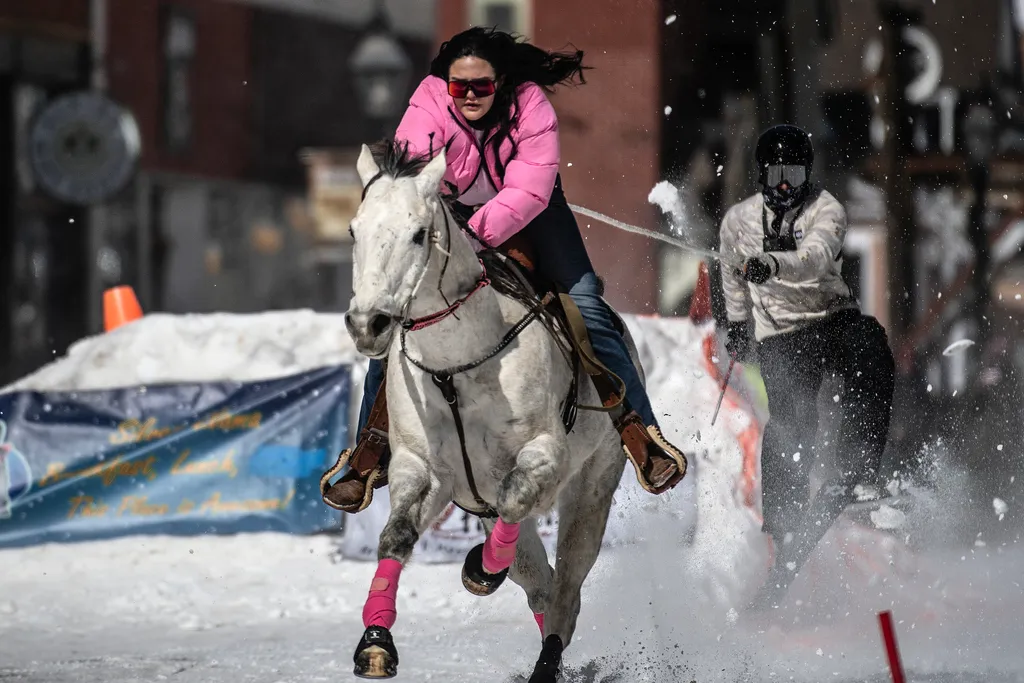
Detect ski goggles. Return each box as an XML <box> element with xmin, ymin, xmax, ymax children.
<box><xmin>448</xmin><ymin>78</ymin><xmax>497</xmax><ymax>99</ymax></box>
<box><xmin>764</xmin><ymin>164</ymin><xmax>807</xmax><ymax>188</ymax></box>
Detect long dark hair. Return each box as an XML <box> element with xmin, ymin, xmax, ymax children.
<box><xmin>428</xmin><ymin>27</ymin><xmax>589</xmax><ymax>179</ymax></box>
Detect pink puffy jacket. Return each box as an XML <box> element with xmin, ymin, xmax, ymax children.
<box><xmin>394</xmin><ymin>75</ymin><xmax>560</xmax><ymax>247</ymax></box>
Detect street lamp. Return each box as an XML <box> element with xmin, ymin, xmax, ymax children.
<box><xmin>349</xmin><ymin>1</ymin><xmax>412</xmax><ymax>132</ymax></box>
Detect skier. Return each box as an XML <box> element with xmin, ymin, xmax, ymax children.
<box><xmin>321</xmin><ymin>27</ymin><xmax>688</xmax><ymax>514</ymax></box>
<box><xmin>718</xmin><ymin>124</ymin><xmax>896</xmax><ymax>611</ymax></box>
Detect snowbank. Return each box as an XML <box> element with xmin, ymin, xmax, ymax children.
<box><xmin>0</xmin><ymin>310</ymin><xmax>371</xmax><ymax>459</ymax></box>
<box><xmin>2</xmin><ymin>310</ymin><xmax>360</xmax><ymax>393</ymax></box>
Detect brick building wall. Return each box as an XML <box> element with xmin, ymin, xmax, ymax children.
<box><xmin>248</xmin><ymin>9</ymin><xmax>434</xmax><ymax>186</ymax></box>
<box><xmin>0</xmin><ymin>0</ymin><xmax>89</xmax><ymax>37</ymax></box>
<box><xmin>106</xmin><ymin>0</ymin><xmax>253</xmax><ymax>180</ymax></box>
<box><xmin>436</xmin><ymin>0</ymin><xmax>663</xmax><ymax>314</ymax></box>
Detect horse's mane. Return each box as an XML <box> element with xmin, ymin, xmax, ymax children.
<box><xmin>369</xmin><ymin>139</ymin><xmax>546</xmax><ymax>315</ymax></box>
<box><xmin>368</xmin><ymin>139</ymin><xmax>432</xmax><ymax>179</ymax></box>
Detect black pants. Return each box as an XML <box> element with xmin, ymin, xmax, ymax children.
<box><xmin>756</xmin><ymin>309</ymin><xmax>895</xmax><ymax>589</ymax></box>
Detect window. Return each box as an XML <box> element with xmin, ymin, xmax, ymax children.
<box><xmin>484</xmin><ymin>5</ymin><xmax>515</xmax><ymax>32</ymax></box>
<box><xmin>471</xmin><ymin>0</ymin><xmax>531</xmax><ymax>37</ymax></box>
<box><xmin>161</xmin><ymin>5</ymin><xmax>196</xmax><ymax>153</ymax></box>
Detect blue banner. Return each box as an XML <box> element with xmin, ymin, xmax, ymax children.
<box><xmin>0</xmin><ymin>365</ymin><xmax>351</xmax><ymax>548</ymax></box>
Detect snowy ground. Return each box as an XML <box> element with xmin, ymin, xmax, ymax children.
<box><xmin>1</xmin><ymin>525</ymin><xmax>1022</xmax><ymax>683</ymax></box>
<box><xmin>1</xmin><ymin>310</ymin><xmax>1022</xmax><ymax>681</ymax></box>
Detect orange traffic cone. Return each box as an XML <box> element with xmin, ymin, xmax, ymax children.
<box><xmin>103</xmin><ymin>285</ymin><xmax>143</xmax><ymax>332</ymax></box>
<box><xmin>688</xmin><ymin>261</ymin><xmax>713</xmax><ymax>324</ymax></box>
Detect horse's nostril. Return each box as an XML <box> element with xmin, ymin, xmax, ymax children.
<box><xmin>369</xmin><ymin>313</ymin><xmax>392</xmax><ymax>337</ymax></box>
<box><xmin>344</xmin><ymin>312</ymin><xmax>358</xmax><ymax>334</ymax></box>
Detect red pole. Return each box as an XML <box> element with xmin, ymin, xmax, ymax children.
<box><xmin>878</xmin><ymin>610</ymin><xmax>907</xmax><ymax>683</ymax></box>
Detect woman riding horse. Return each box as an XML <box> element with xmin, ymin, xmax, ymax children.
<box><xmin>324</xmin><ymin>27</ymin><xmax>687</xmax><ymax>512</ymax></box>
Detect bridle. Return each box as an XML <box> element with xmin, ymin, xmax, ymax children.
<box><xmin>361</xmin><ymin>169</ymin><xmax>489</xmax><ymax>329</ymax></box>
<box><xmin>398</xmin><ymin>197</ymin><xmax>490</xmax><ymax>335</ymax></box>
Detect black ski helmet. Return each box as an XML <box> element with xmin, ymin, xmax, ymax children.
<box><xmin>755</xmin><ymin>124</ymin><xmax>814</xmax><ymax>212</ymax></box>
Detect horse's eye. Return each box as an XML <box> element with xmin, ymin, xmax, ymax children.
<box><xmin>348</xmin><ymin>224</ymin><xmax>355</xmax><ymax>240</ymax></box>
<box><xmin>412</xmin><ymin>228</ymin><xmax>427</xmax><ymax>245</ymax></box>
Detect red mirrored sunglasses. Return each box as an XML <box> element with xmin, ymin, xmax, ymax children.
<box><xmin>447</xmin><ymin>78</ymin><xmax>496</xmax><ymax>99</ymax></box>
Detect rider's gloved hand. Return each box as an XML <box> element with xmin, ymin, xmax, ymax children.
<box><xmin>726</xmin><ymin>321</ymin><xmax>749</xmax><ymax>360</ymax></box>
<box><xmin>739</xmin><ymin>255</ymin><xmax>776</xmax><ymax>284</ymax></box>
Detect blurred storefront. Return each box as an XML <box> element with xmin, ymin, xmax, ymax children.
<box><xmin>1</xmin><ymin>1</ymin><xmax>93</xmax><ymax>385</ymax></box>
<box><xmin>1</xmin><ymin>0</ymin><xmax>435</xmax><ymax>386</ymax></box>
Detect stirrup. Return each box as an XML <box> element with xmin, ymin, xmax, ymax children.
<box><xmin>320</xmin><ymin>443</ymin><xmax>388</xmax><ymax>513</ymax></box>
<box><xmin>615</xmin><ymin>411</ymin><xmax>688</xmax><ymax>494</ymax></box>
<box><xmin>320</xmin><ymin>374</ymin><xmax>391</xmax><ymax>514</ymax></box>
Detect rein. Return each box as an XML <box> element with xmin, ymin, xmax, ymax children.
<box><xmin>400</xmin><ymin>275</ymin><xmax>491</xmax><ymax>332</ymax></box>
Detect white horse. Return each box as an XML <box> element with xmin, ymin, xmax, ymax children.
<box><xmin>342</xmin><ymin>140</ymin><xmax>668</xmax><ymax>682</ymax></box>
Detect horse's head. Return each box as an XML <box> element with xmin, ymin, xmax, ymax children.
<box><xmin>344</xmin><ymin>142</ymin><xmax>449</xmax><ymax>358</ymax></box>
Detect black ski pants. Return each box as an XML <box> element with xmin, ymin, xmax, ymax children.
<box><xmin>756</xmin><ymin>309</ymin><xmax>896</xmax><ymax>579</ymax></box>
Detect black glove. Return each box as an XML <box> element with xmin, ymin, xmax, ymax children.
<box><xmin>726</xmin><ymin>321</ymin><xmax>749</xmax><ymax>360</ymax></box>
<box><xmin>739</xmin><ymin>256</ymin><xmax>774</xmax><ymax>284</ymax></box>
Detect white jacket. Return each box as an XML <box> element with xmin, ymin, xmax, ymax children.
<box><xmin>719</xmin><ymin>188</ymin><xmax>859</xmax><ymax>341</ymax></box>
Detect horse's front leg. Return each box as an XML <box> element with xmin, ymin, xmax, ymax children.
<box><xmin>354</xmin><ymin>448</ymin><xmax>447</xmax><ymax>679</ymax></box>
<box><xmin>462</xmin><ymin>433</ymin><xmax>562</xmax><ymax>597</ymax></box>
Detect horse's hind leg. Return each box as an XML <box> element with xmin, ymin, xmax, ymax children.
<box><xmin>354</xmin><ymin>450</ymin><xmax>447</xmax><ymax>679</ymax></box>
<box><xmin>528</xmin><ymin>448</ymin><xmax>621</xmax><ymax>683</ymax></box>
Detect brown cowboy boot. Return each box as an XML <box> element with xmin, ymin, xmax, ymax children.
<box><xmin>614</xmin><ymin>410</ymin><xmax>688</xmax><ymax>494</ymax></box>
<box><xmin>320</xmin><ymin>374</ymin><xmax>391</xmax><ymax>513</ymax></box>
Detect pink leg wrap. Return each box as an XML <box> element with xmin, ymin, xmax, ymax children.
<box><xmin>534</xmin><ymin>612</ymin><xmax>545</xmax><ymax>635</ymax></box>
<box><xmin>482</xmin><ymin>519</ymin><xmax>520</xmax><ymax>575</ymax></box>
<box><xmin>362</xmin><ymin>559</ymin><xmax>402</xmax><ymax>629</ymax></box>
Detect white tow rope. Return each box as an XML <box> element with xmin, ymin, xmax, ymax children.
<box><xmin>568</xmin><ymin>203</ymin><xmax>741</xmax><ymax>268</ymax></box>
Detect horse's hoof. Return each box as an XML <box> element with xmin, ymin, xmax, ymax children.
<box><xmin>353</xmin><ymin>626</ymin><xmax>398</xmax><ymax>679</ymax></box>
<box><xmin>461</xmin><ymin>543</ymin><xmax>509</xmax><ymax>596</ymax></box>
<box><xmin>528</xmin><ymin>634</ymin><xmax>564</xmax><ymax>683</ymax></box>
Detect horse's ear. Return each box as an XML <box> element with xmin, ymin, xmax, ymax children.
<box><xmin>415</xmin><ymin>149</ymin><xmax>447</xmax><ymax>198</ymax></box>
<box><xmin>356</xmin><ymin>144</ymin><xmax>380</xmax><ymax>188</ymax></box>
